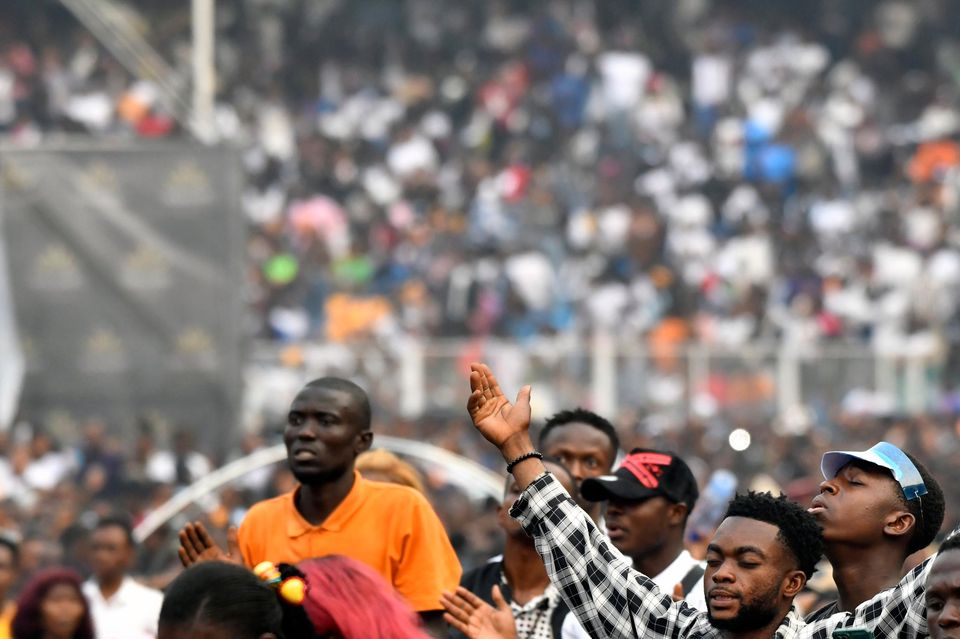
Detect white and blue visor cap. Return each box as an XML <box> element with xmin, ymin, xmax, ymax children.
<box><xmin>820</xmin><ymin>441</ymin><xmax>928</xmax><ymax>501</ymax></box>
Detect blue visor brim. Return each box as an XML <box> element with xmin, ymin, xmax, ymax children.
<box><xmin>820</xmin><ymin>441</ymin><xmax>927</xmax><ymax>501</ymax></box>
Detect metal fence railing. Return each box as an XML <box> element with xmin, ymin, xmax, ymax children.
<box><xmin>244</xmin><ymin>337</ymin><xmax>946</xmax><ymax>430</ymax></box>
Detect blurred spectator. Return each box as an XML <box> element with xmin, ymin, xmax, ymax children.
<box><xmin>23</xmin><ymin>431</ymin><xmax>72</xmax><ymax>493</ymax></box>
<box><xmin>75</xmin><ymin>421</ymin><xmax>124</xmax><ymax>497</ymax></box>
<box><xmin>144</xmin><ymin>430</ymin><xmax>212</xmax><ymax>488</ymax></box>
<box><xmin>58</xmin><ymin>525</ymin><xmax>89</xmax><ymax>581</ymax></box>
<box><xmin>82</xmin><ymin>516</ymin><xmax>162</xmax><ymax>639</ymax></box>
<box><xmin>356</xmin><ymin>449</ymin><xmax>427</xmax><ymax>493</ymax></box>
<box><xmin>2</xmin><ymin>0</ymin><xmax>959</xmax><ymax>363</ymax></box>
<box><xmin>230</xmin><ymin>432</ymin><xmax>273</xmax><ymax>497</ymax></box>
<box><xmin>10</xmin><ymin>568</ymin><xmax>95</xmax><ymax>639</ymax></box>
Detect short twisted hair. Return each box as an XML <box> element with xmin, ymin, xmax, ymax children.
<box><xmin>725</xmin><ymin>491</ymin><xmax>824</xmax><ymax>579</ymax></box>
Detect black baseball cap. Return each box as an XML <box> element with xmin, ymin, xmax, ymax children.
<box><xmin>580</xmin><ymin>448</ymin><xmax>699</xmax><ymax>510</ymax></box>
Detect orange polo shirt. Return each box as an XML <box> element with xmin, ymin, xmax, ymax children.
<box><xmin>0</xmin><ymin>601</ymin><xmax>13</xmax><ymax>639</ymax></box>
<box><xmin>238</xmin><ymin>471</ymin><xmax>461</xmax><ymax>612</ymax></box>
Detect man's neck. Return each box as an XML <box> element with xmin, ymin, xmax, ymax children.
<box><xmin>502</xmin><ymin>536</ymin><xmax>551</xmax><ymax>605</ymax></box>
<box><xmin>826</xmin><ymin>543</ymin><xmax>905</xmax><ymax>611</ymax></box>
<box><xmin>296</xmin><ymin>469</ymin><xmax>356</xmax><ymax>525</ymax></box>
<box><xmin>632</xmin><ymin>536</ymin><xmax>686</xmax><ymax>579</ymax></box>
<box><xmin>722</xmin><ymin>609</ymin><xmax>792</xmax><ymax>639</ymax></box>
<box><xmin>97</xmin><ymin>575</ymin><xmax>125</xmax><ymax>600</ymax></box>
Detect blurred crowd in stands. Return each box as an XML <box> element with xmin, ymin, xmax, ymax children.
<box><xmin>2</xmin><ymin>0</ymin><xmax>960</xmax><ymax>599</ymax></box>
<box><xmin>4</xmin><ymin>0</ymin><xmax>960</xmax><ymax>358</ymax></box>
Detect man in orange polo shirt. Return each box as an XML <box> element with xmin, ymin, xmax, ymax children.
<box><xmin>179</xmin><ymin>377</ymin><xmax>461</xmax><ymax>636</ymax></box>
<box><xmin>0</xmin><ymin>537</ymin><xmax>18</xmax><ymax>639</ymax></box>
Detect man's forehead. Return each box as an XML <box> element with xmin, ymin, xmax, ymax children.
<box><xmin>840</xmin><ymin>458</ymin><xmax>894</xmax><ymax>478</ymax></box>
<box><xmin>929</xmin><ymin>551</ymin><xmax>960</xmax><ymax>590</ymax></box>
<box><xmin>290</xmin><ymin>385</ymin><xmax>354</xmax><ymax>410</ymax></box>
<box><xmin>92</xmin><ymin>525</ymin><xmax>126</xmax><ymax>539</ymax></box>
<box><xmin>543</xmin><ymin>422</ymin><xmax>610</xmax><ymax>448</ymax></box>
<box><xmin>712</xmin><ymin>516</ymin><xmax>782</xmax><ymax>552</ymax></box>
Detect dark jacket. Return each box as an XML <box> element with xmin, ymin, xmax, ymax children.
<box><xmin>452</xmin><ymin>559</ymin><xmax>569</xmax><ymax>639</ymax></box>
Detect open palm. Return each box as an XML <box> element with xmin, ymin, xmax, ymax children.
<box><xmin>466</xmin><ymin>363</ymin><xmax>532</xmax><ymax>448</ymax></box>
<box><xmin>442</xmin><ymin>586</ymin><xmax>517</xmax><ymax>639</ymax></box>
<box><xmin>178</xmin><ymin>521</ymin><xmax>242</xmax><ymax>568</ymax></box>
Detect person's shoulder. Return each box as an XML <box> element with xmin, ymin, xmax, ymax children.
<box><xmin>245</xmin><ymin>491</ymin><xmax>294</xmax><ymax>520</ymax></box>
<box><xmin>359</xmin><ymin>480</ymin><xmax>445</xmax><ymax>531</ymax></box>
<box><xmin>124</xmin><ymin>578</ymin><xmax>163</xmax><ymax>601</ymax></box>
<box><xmin>363</xmin><ymin>479</ymin><xmax>430</xmax><ymax>506</ymax></box>
<box><xmin>248</xmin><ymin>493</ymin><xmax>292</xmax><ymax>513</ymax></box>
<box><xmin>80</xmin><ymin>579</ymin><xmax>97</xmax><ymax>597</ymax></box>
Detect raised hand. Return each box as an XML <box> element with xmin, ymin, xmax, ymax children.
<box><xmin>442</xmin><ymin>585</ymin><xmax>517</xmax><ymax>639</ymax></box>
<box><xmin>467</xmin><ymin>363</ymin><xmax>532</xmax><ymax>454</ymax></box>
<box><xmin>178</xmin><ymin>521</ymin><xmax>242</xmax><ymax>567</ymax></box>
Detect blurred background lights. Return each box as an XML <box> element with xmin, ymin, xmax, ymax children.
<box><xmin>729</xmin><ymin>428</ymin><xmax>751</xmax><ymax>452</ymax></box>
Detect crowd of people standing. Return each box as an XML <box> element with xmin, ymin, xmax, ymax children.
<box><xmin>0</xmin><ymin>369</ymin><xmax>953</xmax><ymax>638</ymax></box>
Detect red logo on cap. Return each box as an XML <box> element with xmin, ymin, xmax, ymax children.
<box><xmin>621</xmin><ymin>452</ymin><xmax>673</xmax><ymax>489</ymax></box>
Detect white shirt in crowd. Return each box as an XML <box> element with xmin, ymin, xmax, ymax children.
<box><xmin>82</xmin><ymin>577</ymin><xmax>163</xmax><ymax>639</ymax></box>
<box><xmin>145</xmin><ymin>451</ymin><xmax>212</xmax><ymax>485</ymax></box>
<box><xmin>560</xmin><ymin>549</ymin><xmax>707</xmax><ymax>639</ymax></box>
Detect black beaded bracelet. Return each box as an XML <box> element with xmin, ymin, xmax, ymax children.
<box><xmin>506</xmin><ymin>451</ymin><xmax>543</xmax><ymax>473</ymax></box>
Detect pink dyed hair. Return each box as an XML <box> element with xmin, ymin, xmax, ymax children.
<box><xmin>298</xmin><ymin>555</ymin><xmax>431</xmax><ymax>639</ymax></box>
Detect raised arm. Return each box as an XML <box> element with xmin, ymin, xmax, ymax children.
<box><xmin>467</xmin><ymin>363</ymin><xmax>543</xmax><ymax>487</ymax></box>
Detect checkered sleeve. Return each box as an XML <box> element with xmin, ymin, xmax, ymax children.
<box><xmin>797</xmin><ymin>550</ymin><xmax>936</xmax><ymax>639</ymax></box>
<box><xmin>802</xmin><ymin>524</ymin><xmax>960</xmax><ymax>639</ymax></box>
<box><xmin>510</xmin><ymin>473</ymin><xmax>716</xmax><ymax>639</ymax></box>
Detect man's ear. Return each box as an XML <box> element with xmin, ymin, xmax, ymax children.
<box><xmin>883</xmin><ymin>510</ymin><xmax>916</xmax><ymax>540</ymax></box>
<box><xmin>356</xmin><ymin>431</ymin><xmax>374</xmax><ymax>454</ymax></box>
<box><xmin>667</xmin><ymin>503</ymin><xmax>688</xmax><ymax>527</ymax></box>
<box><xmin>783</xmin><ymin>570</ymin><xmax>806</xmax><ymax>599</ymax></box>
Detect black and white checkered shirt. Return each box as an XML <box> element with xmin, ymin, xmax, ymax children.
<box><xmin>510</xmin><ymin>473</ymin><xmax>934</xmax><ymax>639</ymax></box>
